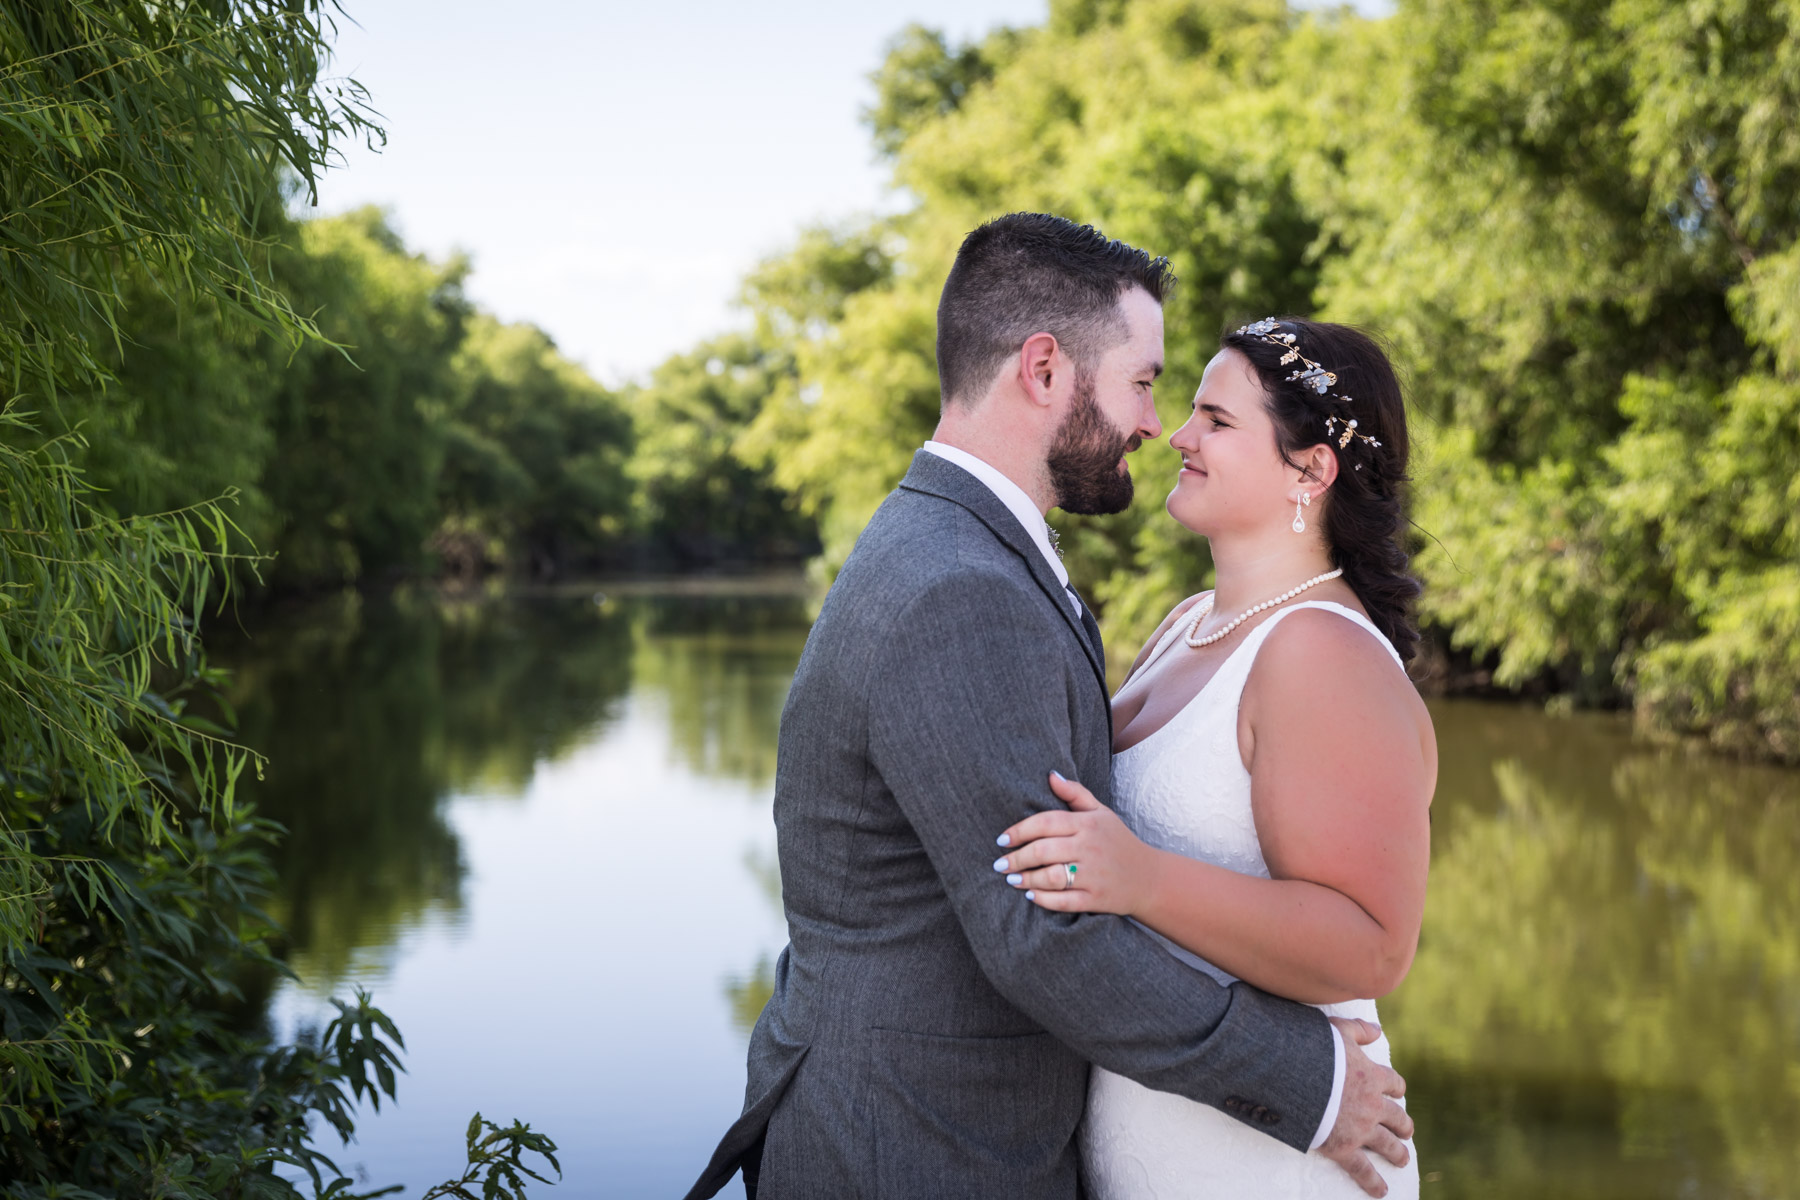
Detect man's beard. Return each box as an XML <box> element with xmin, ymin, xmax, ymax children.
<box><xmin>1046</xmin><ymin>372</ymin><xmax>1139</xmax><ymax>515</ymax></box>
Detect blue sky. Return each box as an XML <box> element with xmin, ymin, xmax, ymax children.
<box><xmin>316</xmin><ymin>1</ymin><xmax>1389</xmax><ymax>384</ymax></box>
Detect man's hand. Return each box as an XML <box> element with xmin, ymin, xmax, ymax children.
<box><xmin>1319</xmin><ymin>1017</ymin><xmax>1413</xmax><ymax>1198</ymax></box>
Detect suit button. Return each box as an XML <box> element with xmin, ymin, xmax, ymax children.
<box><xmin>1224</xmin><ymin>1096</ymin><xmax>1242</xmax><ymax>1111</ymax></box>
<box><xmin>1251</xmin><ymin>1105</ymin><xmax>1268</xmax><ymax>1120</ymax></box>
<box><xmin>1261</xmin><ymin>1110</ymin><xmax>1282</xmax><ymax>1126</ymax></box>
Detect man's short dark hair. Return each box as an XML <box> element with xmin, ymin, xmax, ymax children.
<box><xmin>935</xmin><ymin>212</ymin><xmax>1174</xmax><ymax>407</ymax></box>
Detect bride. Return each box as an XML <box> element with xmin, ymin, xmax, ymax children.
<box><xmin>995</xmin><ymin>318</ymin><xmax>1435</xmax><ymax>1198</ymax></box>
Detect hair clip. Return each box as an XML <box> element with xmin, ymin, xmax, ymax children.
<box><xmin>1235</xmin><ymin>319</ymin><xmax>1381</xmax><ymax>453</ymax></box>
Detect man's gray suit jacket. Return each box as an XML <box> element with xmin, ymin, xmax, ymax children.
<box><xmin>686</xmin><ymin>451</ymin><xmax>1335</xmax><ymax>1199</ymax></box>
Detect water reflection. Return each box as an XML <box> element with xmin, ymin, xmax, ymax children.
<box><xmin>725</xmin><ymin>844</ymin><xmax>785</xmax><ymax>1038</ymax></box>
<box><xmin>1398</xmin><ymin>702</ymin><xmax>1800</xmax><ymax>1197</ymax></box>
<box><xmin>214</xmin><ymin>582</ymin><xmax>810</xmax><ymax>1195</ymax></box>
<box><xmin>628</xmin><ymin>595</ymin><xmax>807</xmax><ymax>787</ymax></box>
<box><xmin>215</xmin><ymin>586</ymin><xmax>802</xmax><ymax>996</ymax></box>
<box><xmin>209</xmin><ymin>590</ymin><xmax>1800</xmax><ymax>1197</ymax></box>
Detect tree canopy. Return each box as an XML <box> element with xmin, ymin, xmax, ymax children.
<box><xmin>720</xmin><ymin>0</ymin><xmax>1800</xmax><ymax>760</ymax></box>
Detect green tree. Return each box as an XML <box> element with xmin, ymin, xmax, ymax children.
<box><xmin>27</xmin><ymin>258</ymin><xmax>286</xmax><ymax>554</ymax></box>
<box><xmin>630</xmin><ymin>333</ymin><xmax>815</xmax><ymax>566</ymax></box>
<box><xmin>1311</xmin><ymin>0</ymin><xmax>1800</xmax><ymax>752</ymax></box>
<box><xmin>707</xmin><ymin>0</ymin><xmax>1800</xmax><ymax>758</ymax></box>
<box><xmin>0</xmin><ymin>1</ymin><xmax>554</xmax><ymax>1191</ymax></box>
<box><xmin>743</xmin><ymin>0</ymin><xmax>1342</xmax><ymax>612</ymax></box>
<box><xmin>864</xmin><ymin>24</ymin><xmax>1014</xmax><ymax>158</ymax></box>
<box><xmin>264</xmin><ymin>207</ymin><xmax>472</xmax><ymax>586</ymax></box>
<box><xmin>440</xmin><ymin>315</ymin><xmax>635</xmax><ymax>577</ymax></box>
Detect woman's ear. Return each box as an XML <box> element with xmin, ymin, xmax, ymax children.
<box><xmin>1296</xmin><ymin>442</ymin><xmax>1339</xmax><ymax>496</ymax></box>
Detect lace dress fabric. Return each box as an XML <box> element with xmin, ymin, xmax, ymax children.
<box><xmin>1080</xmin><ymin>601</ymin><xmax>1420</xmax><ymax>1199</ymax></box>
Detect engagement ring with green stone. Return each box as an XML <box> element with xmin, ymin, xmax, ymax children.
<box><xmin>1066</xmin><ymin>863</ymin><xmax>1078</xmax><ymax>887</ymax></box>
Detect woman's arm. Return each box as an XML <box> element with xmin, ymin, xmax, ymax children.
<box><xmin>995</xmin><ymin>609</ymin><xmax>1434</xmax><ymax>1005</ymax></box>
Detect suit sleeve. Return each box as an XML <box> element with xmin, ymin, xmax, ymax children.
<box><xmin>865</xmin><ymin>569</ymin><xmax>1335</xmax><ymax>1151</ymax></box>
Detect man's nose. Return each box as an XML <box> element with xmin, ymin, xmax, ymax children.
<box><xmin>1139</xmin><ymin>395</ymin><xmax>1164</xmax><ymax>440</ymax></box>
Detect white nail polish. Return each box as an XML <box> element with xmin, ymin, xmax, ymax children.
<box><xmin>993</xmin><ymin>857</ymin><xmax>1009</xmax><ymax>872</ymax></box>
<box><xmin>996</xmin><ymin>833</ymin><xmax>1011</xmax><ymax>847</ymax></box>
<box><xmin>1025</xmin><ymin>891</ymin><xmax>1036</xmax><ymax>900</ymax></box>
<box><xmin>1007</xmin><ymin>874</ymin><xmax>1022</xmax><ymax>886</ymax></box>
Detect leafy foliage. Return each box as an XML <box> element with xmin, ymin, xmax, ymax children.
<box><xmin>0</xmin><ymin>0</ymin><xmax>558</xmax><ymax>1192</ymax></box>
<box><xmin>0</xmin><ymin>0</ymin><xmax>374</xmax><ymax>405</ymax></box>
<box><xmin>864</xmin><ymin>24</ymin><xmax>1013</xmax><ymax>159</ymax></box>
<box><xmin>42</xmin><ymin>204</ymin><xmax>649</xmax><ymax>589</ymax></box>
<box><xmin>441</xmin><ymin>316</ymin><xmax>635</xmax><ymax>578</ymax></box>
<box><xmin>705</xmin><ymin>0</ymin><xmax>1800</xmax><ymax>759</ymax></box>
<box><xmin>627</xmin><ymin>333</ymin><xmax>815</xmax><ymax>568</ymax></box>
<box><xmin>417</xmin><ymin>1116</ymin><xmax>560</xmax><ymax>1200</ymax></box>
<box><xmin>262</xmin><ymin>210</ymin><xmax>473</xmax><ymax>586</ymax></box>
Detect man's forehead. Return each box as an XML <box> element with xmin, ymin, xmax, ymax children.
<box><xmin>1123</xmin><ymin>292</ymin><xmax>1164</xmax><ymax>344</ymax></box>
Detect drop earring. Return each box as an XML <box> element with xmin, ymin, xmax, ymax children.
<box><xmin>1292</xmin><ymin>492</ymin><xmax>1311</xmax><ymax>534</ymax></box>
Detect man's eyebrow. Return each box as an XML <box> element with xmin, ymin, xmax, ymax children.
<box><xmin>1140</xmin><ymin>359</ymin><xmax>1164</xmax><ymax>379</ymax></box>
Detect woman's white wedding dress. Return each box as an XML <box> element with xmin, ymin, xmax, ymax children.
<box><xmin>1080</xmin><ymin>600</ymin><xmax>1420</xmax><ymax>1199</ymax></box>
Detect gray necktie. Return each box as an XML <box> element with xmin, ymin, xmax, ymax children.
<box><xmin>1068</xmin><ymin>584</ymin><xmax>1104</xmax><ymax>664</ymax></box>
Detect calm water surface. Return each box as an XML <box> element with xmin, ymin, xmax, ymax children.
<box><xmin>217</xmin><ymin>584</ymin><xmax>1800</xmax><ymax>1199</ymax></box>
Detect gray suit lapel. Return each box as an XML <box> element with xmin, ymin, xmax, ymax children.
<box><xmin>896</xmin><ymin>451</ymin><xmax>1109</xmax><ymax>695</ymax></box>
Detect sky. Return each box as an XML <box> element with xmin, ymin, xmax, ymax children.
<box><xmin>314</xmin><ymin>1</ymin><xmax>1390</xmax><ymax>386</ymax></box>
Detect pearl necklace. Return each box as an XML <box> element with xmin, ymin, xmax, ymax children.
<box><xmin>1182</xmin><ymin>569</ymin><xmax>1344</xmax><ymax>648</ymax></box>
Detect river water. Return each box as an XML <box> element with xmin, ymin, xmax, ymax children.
<box><xmin>215</xmin><ymin>582</ymin><xmax>1800</xmax><ymax>1199</ymax></box>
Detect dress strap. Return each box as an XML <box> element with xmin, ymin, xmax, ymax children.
<box><xmin>1240</xmin><ymin>600</ymin><xmax>1405</xmax><ymax>672</ymax></box>
<box><xmin>1178</xmin><ymin>599</ymin><xmax>1403</xmax><ymax>736</ymax></box>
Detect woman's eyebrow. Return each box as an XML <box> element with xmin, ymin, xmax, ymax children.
<box><xmin>1197</xmin><ymin>401</ymin><xmax>1235</xmax><ymax>419</ymax></box>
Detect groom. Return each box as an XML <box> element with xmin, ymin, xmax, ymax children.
<box><xmin>686</xmin><ymin>213</ymin><xmax>1410</xmax><ymax>1199</ymax></box>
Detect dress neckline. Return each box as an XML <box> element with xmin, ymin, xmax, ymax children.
<box><xmin>1112</xmin><ymin>618</ymin><xmax>1263</xmax><ymax>758</ymax></box>
<box><xmin>1112</xmin><ymin>600</ymin><xmax>1396</xmax><ymax>759</ymax></box>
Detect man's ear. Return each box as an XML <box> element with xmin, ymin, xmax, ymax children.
<box><xmin>1018</xmin><ymin>332</ymin><xmax>1063</xmax><ymax>409</ymax></box>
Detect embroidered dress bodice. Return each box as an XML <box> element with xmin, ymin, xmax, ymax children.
<box><xmin>1080</xmin><ymin>600</ymin><xmax>1420</xmax><ymax>1199</ymax></box>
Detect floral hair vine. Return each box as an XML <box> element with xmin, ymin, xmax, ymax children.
<box><xmin>1234</xmin><ymin>318</ymin><xmax>1382</xmax><ymax>464</ymax></box>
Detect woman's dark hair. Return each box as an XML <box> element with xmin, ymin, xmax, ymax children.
<box><xmin>1221</xmin><ymin>318</ymin><xmax>1422</xmax><ymax>666</ymax></box>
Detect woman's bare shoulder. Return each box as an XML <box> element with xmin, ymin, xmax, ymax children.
<box><xmin>1250</xmin><ymin>605</ymin><xmax>1431</xmax><ymax>732</ymax></box>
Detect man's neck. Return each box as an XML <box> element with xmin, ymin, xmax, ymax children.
<box><xmin>927</xmin><ymin>424</ymin><xmax>1053</xmax><ymax>516</ymax></box>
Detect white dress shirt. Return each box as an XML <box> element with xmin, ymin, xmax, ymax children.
<box><xmin>917</xmin><ymin>440</ymin><xmax>1348</xmax><ymax>1150</ymax></box>
<box><xmin>920</xmin><ymin>441</ymin><xmax>1081</xmax><ymax>616</ymax></box>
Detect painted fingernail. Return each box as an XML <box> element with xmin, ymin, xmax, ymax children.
<box><xmin>1050</xmin><ymin>770</ymin><xmax>1066</xmax><ymax>782</ymax></box>
<box><xmin>993</xmin><ymin>857</ymin><xmax>1009</xmax><ymax>872</ymax></box>
<box><xmin>996</xmin><ymin>833</ymin><xmax>1011</xmax><ymax>847</ymax></box>
<box><xmin>1007</xmin><ymin>873</ymin><xmax>1023</xmax><ymax>886</ymax></box>
<box><xmin>1025</xmin><ymin>890</ymin><xmax>1036</xmax><ymax>900</ymax></box>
